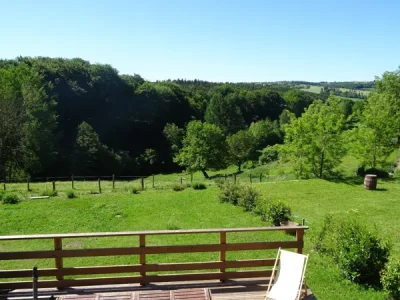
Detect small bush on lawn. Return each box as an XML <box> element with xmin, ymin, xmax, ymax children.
<box><xmin>65</xmin><ymin>190</ymin><xmax>77</xmax><ymax>199</ymax></box>
<box><xmin>314</xmin><ymin>216</ymin><xmax>391</xmax><ymax>287</ymax></box>
<box><xmin>41</xmin><ymin>190</ymin><xmax>58</xmax><ymax>197</ymax></box>
<box><xmin>264</xmin><ymin>200</ymin><xmax>292</xmax><ymax>226</ymax></box>
<box><xmin>192</xmin><ymin>182</ymin><xmax>207</xmax><ymax>190</ymax></box>
<box><xmin>335</xmin><ymin>220</ymin><xmax>390</xmax><ymax>287</ymax></box>
<box><xmin>238</xmin><ymin>185</ymin><xmax>260</xmax><ymax>211</ymax></box>
<box><xmin>381</xmin><ymin>260</ymin><xmax>400</xmax><ymax>300</ymax></box>
<box><xmin>218</xmin><ymin>181</ymin><xmax>242</xmax><ymax>205</ymax></box>
<box><xmin>172</xmin><ymin>184</ymin><xmax>185</xmax><ymax>191</ymax></box>
<box><xmin>3</xmin><ymin>194</ymin><xmax>20</xmax><ymax>204</ymax></box>
<box><xmin>365</xmin><ymin>168</ymin><xmax>390</xmax><ymax>178</ymax></box>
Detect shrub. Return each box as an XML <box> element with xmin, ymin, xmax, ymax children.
<box><xmin>172</xmin><ymin>184</ymin><xmax>185</xmax><ymax>191</ymax></box>
<box><xmin>365</xmin><ymin>168</ymin><xmax>389</xmax><ymax>178</ymax></box>
<box><xmin>3</xmin><ymin>194</ymin><xmax>20</xmax><ymax>204</ymax></box>
<box><xmin>381</xmin><ymin>260</ymin><xmax>400</xmax><ymax>299</ymax></box>
<box><xmin>264</xmin><ymin>200</ymin><xmax>291</xmax><ymax>226</ymax></box>
<box><xmin>41</xmin><ymin>190</ymin><xmax>58</xmax><ymax>197</ymax></box>
<box><xmin>65</xmin><ymin>190</ymin><xmax>77</xmax><ymax>199</ymax></box>
<box><xmin>238</xmin><ymin>185</ymin><xmax>260</xmax><ymax>211</ymax></box>
<box><xmin>334</xmin><ymin>219</ymin><xmax>390</xmax><ymax>286</ymax></box>
<box><xmin>259</xmin><ymin>146</ymin><xmax>279</xmax><ymax>165</ymax></box>
<box><xmin>192</xmin><ymin>182</ymin><xmax>207</xmax><ymax>190</ymax></box>
<box><xmin>218</xmin><ymin>182</ymin><xmax>242</xmax><ymax>205</ymax></box>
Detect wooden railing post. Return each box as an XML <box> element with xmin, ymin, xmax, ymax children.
<box><xmin>112</xmin><ymin>174</ymin><xmax>115</xmax><ymax>189</ymax></box>
<box><xmin>296</xmin><ymin>228</ymin><xmax>304</xmax><ymax>254</ymax></box>
<box><xmin>54</xmin><ymin>237</ymin><xmax>63</xmax><ymax>288</ymax></box>
<box><xmin>140</xmin><ymin>234</ymin><xmax>146</xmax><ymax>286</ymax></box>
<box><xmin>220</xmin><ymin>231</ymin><xmax>226</xmax><ymax>282</ymax></box>
<box><xmin>141</xmin><ymin>177</ymin><xmax>145</xmax><ymax>190</ymax></box>
<box><xmin>32</xmin><ymin>266</ymin><xmax>38</xmax><ymax>300</ymax></box>
<box><xmin>71</xmin><ymin>174</ymin><xmax>74</xmax><ymax>189</ymax></box>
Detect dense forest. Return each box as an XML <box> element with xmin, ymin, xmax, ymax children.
<box><xmin>0</xmin><ymin>57</ymin><xmax>397</xmax><ymax>180</ymax></box>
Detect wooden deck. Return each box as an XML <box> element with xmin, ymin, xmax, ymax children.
<box><xmin>1</xmin><ymin>278</ymin><xmax>316</xmax><ymax>300</ymax></box>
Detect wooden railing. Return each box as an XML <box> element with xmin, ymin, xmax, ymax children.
<box><xmin>0</xmin><ymin>226</ymin><xmax>307</xmax><ymax>290</ymax></box>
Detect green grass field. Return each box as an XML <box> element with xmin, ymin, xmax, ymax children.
<box><xmin>1</xmin><ymin>175</ymin><xmax>399</xmax><ymax>299</ymax></box>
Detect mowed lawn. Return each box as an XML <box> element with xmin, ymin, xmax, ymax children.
<box><xmin>1</xmin><ymin>179</ymin><xmax>399</xmax><ymax>299</ymax></box>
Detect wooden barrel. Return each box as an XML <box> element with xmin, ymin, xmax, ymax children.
<box><xmin>364</xmin><ymin>174</ymin><xmax>377</xmax><ymax>190</ymax></box>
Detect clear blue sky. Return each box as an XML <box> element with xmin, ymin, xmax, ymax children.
<box><xmin>1</xmin><ymin>0</ymin><xmax>399</xmax><ymax>82</ymax></box>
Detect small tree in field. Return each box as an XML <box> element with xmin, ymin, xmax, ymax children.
<box><xmin>281</xmin><ymin>96</ymin><xmax>346</xmax><ymax>178</ymax></box>
<box><xmin>174</xmin><ymin>121</ymin><xmax>227</xmax><ymax>178</ymax></box>
<box><xmin>227</xmin><ymin>130</ymin><xmax>255</xmax><ymax>172</ymax></box>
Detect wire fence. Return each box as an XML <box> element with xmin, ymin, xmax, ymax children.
<box><xmin>0</xmin><ymin>173</ymin><xmax>297</xmax><ymax>195</ymax></box>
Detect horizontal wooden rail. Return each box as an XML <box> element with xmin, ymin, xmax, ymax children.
<box><xmin>0</xmin><ymin>226</ymin><xmax>307</xmax><ymax>290</ymax></box>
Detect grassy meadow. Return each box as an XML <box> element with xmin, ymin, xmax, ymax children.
<box><xmin>1</xmin><ymin>157</ymin><xmax>399</xmax><ymax>299</ymax></box>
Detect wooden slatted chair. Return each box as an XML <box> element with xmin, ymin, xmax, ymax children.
<box><xmin>265</xmin><ymin>248</ymin><xmax>309</xmax><ymax>300</ymax></box>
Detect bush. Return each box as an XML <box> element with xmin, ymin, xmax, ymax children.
<box><xmin>264</xmin><ymin>200</ymin><xmax>292</xmax><ymax>226</ymax></box>
<box><xmin>3</xmin><ymin>194</ymin><xmax>20</xmax><ymax>204</ymax></box>
<box><xmin>381</xmin><ymin>260</ymin><xmax>400</xmax><ymax>299</ymax></box>
<box><xmin>172</xmin><ymin>184</ymin><xmax>185</xmax><ymax>191</ymax></box>
<box><xmin>335</xmin><ymin>220</ymin><xmax>390</xmax><ymax>286</ymax></box>
<box><xmin>192</xmin><ymin>182</ymin><xmax>207</xmax><ymax>190</ymax></box>
<box><xmin>41</xmin><ymin>190</ymin><xmax>58</xmax><ymax>197</ymax></box>
<box><xmin>238</xmin><ymin>185</ymin><xmax>260</xmax><ymax>211</ymax></box>
<box><xmin>65</xmin><ymin>190</ymin><xmax>77</xmax><ymax>199</ymax></box>
<box><xmin>218</xmin><ymin>182</ymin><xmax>242</xmax><ymax>205</ymax></box>
<box><xmin>259</xmin><ymin>146</ymin><xmax>279</xmax><ymax>165</ymax></box>
<box><xmin>364</xmin><ymin>168</ymin><xmax>390</xmax><ymax>178</ymax></box>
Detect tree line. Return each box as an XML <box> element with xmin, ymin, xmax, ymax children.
<box><xmin>0</xmin><ymin>56</ymin><xmax>396</xmax><ymax>180</ymax></box>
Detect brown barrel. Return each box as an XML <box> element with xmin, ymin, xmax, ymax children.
<box><xmin>364</xmin><ymin>174</ymin><xmax>377</xmax><ymax>190</ymax></box>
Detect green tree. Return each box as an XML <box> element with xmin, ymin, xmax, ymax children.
<box><xmin>227</xmin><ymin>130</ymin><xmax>255</xmax><ymax>171</ymax></box>
<box><xmin>205</xmin><ymin>92</ymin><xmax>245</xmax><ymax>134</ymax></box>
<box><xmin>281</xmin><ymin>96</ymin><xmax>346</xmax><ymax>178</ymax></box>
<box><xmin>349</xmin><ymin>70</ymin><xmax>400</xmax><ymax>168</ymax></box>
<box><xmin>163</xmin><ymin>123</ymin><xmax>184</xmax><ymax>154</ymax></box>
<box><xmin>174</xmin><ymin>121</ymin><xmax>227</xmax><ymax>178</ymax></box>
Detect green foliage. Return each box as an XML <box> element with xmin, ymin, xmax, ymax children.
<box><xmin>218</xmin><ymin>181</ymin><xmax>242</xmax><ymax>205</ymax></box>
<box><xmin>381</xmin><ymin>260</ymin><xmax>400</xmax><ymax>299</ymax></box>
<box><xmin>238</xmin><ymin>185</ymin><xmax>260</xmax><ymax>212</ymax></box>
<box><xmin>249</xmin><ymin>119</ymin><xmax>282</xmax><ymax>152</ymax></box>
<box><xmin>314</xmin><ymin>216</ymin><xmax>390</xmax><ymax>287</ymax></box>
<box><xmin>262</xmin><ymin>200</ymin><xmax>292</xmax><ymax>226</ymax></box>
<box><xmin>65</xmin><ymin>190</ymin><xmax>77</xmax><ymax>199</ymax></box>
<box><xmin>163</xmin><ymin>123</ymin><xmax>184</xmax><ymax>154</ymax></box>
<box><xmin>174</xmin><ymin>121</ymin><xmax>228</xmax><ymax>178</ymax></box>
<box><xmin>130</xmin><ymin>187</ymin><xmax>140</xmax><ymax>194</ymax></box>
<box><xmin>364</xmin><ymin>168</ymin><xmax>390</xmax><ymax>178</ymax></box>
<box><xmin>259</xmin><ymin>145</ymin><xmax>279</xmax><ymax>165</ymax></box>
<box><xmin>227</xmin><ymin>130</ymin><xmax>255</xmax><ymax>171</ymax></box>
<box><xmin>191</xmin><ymin>182</ymin><xmax>207</xmax><ymax>190</ymax></box>
<box><xmin>281</xmin><ymin>96</ymin><xmax>347</xmax><ymax>178</ymax></box>
<box><xmin>41</xmin><ymin>190</ymin><xmax>58</xmax><ymax>197</ymax></box>
<box><xmin>3</xmin><ymin>193</ymin><xmax>20</xmax><ymax>204</ymax></box>
<box><xmin>172</xmin><ymin>184</ymin><xmax>185</xmax><ymax>192</ymax></box>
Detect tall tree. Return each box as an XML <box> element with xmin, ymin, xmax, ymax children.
<box><xmin>174</xmin><ymin>121</ymin><xmax>227</xmax><ymax>178</ymax></box>
<box><xmin>227</xmin><ymin>130</ymin><xmax>255</xmax><ymax>172</ymax></box>
<box><xmin>281</xmin><ymin>96</ymin><xmax>346</xmax><ymax>178</ymax></box>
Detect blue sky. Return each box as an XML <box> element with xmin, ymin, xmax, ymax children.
<box><xmin>1</xmin><ymin>0</ymin><xmax>399</xmax><ymax>82</ymax></box>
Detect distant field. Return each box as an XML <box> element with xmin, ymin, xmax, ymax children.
<box><xmin>299</xmin><ymin>84</ymin><xmax>372</xmax><ymax>98</ymax></box>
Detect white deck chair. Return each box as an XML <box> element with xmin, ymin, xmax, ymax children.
<box><xmin>265</xmin><ymin>248</ymin><xmax>309</xmax><ymax>300</ymax></box>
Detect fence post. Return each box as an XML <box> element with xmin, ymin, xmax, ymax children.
<box><xmin>180</xmin><ymin>177</ymin><xmax>183</xmax><ymax>185</ymax></box>
<box><xmin>141</xmin><ymin>177</ymin><xmax>145</xmax><ymax>190</ymax></box>
<box><xmin>71</xmin><ymin>174</ymin><xmax>74</xmax><ymax>189</ymax></box>
<box><xmin>112</xmin><ymin>174</ymin><xmax>115</xmax><ymax>189</ymax></box>
<box><xmin>140</xmin><ymin>234</ymin><xmax>146</xmax><ymax>286</ymax></box>
<box><xmin>224</xmin><ymin>174</ymin><xmax>227</xmax><ymax>182</ymax></box>
<box><xmin>220</xmin><ymin>231</ymin><xmax>227</xmax><ymax>282</ymax></box>
<box><xmin>296</xmin><ymin>228</ymin><xmax>304</xmax><ymax>254</ymax></box>
<box><xmin>52</xmin><ymin>181</ymin><xmax>56</xmax><ymax>192</ymax></box>
<box><xmin>249</xmin><ymin>174</ymin><xmax>252</xmax><ymax>183</ymax></box>
<box><xmin>260</xmin><ymin>173</ymin><xmax>262</xmax><ymax>183</ymax></box>
<box><xmin>3</xmin><ymin>182</ymin><xmax>5</xmax><ymax>191</ymax></box>
<box><xmin>98</xmin><ymin>178</ymin><xmax>101</xmax><ymax>194</ymax></box>
<box><xmin>190</xmin><ymin>173</ymin><xmax>193</xmax><ymax>183</ymax></box>
<box><xmin>152</xmin><ymin>174</ymin><xmax>155</xmax><ymax>188</ymax></box>
<box><xmin>27</xmin><ymin>176</ymin><xmax>30</xmax><ymax>191</ymax></box>
<box><xmin>32</xmin><ymin>267</ymin><xmax>38</xmax><ymax>300</ymax></box>
<box><xmin>54</xmin><ymin>237</ymin><xmax>64</xmax><ymax>288</ymax></box>
<box><xmin>234</xmin><ymin>174</ymin><xmax>237</xmax><ymax>184</ymax></box>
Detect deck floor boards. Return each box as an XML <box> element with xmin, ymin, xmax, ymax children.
<box><xmin>1</xmin><ymin>278</ymin><xmax>316</xmax><ymax>300</ymax></box>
